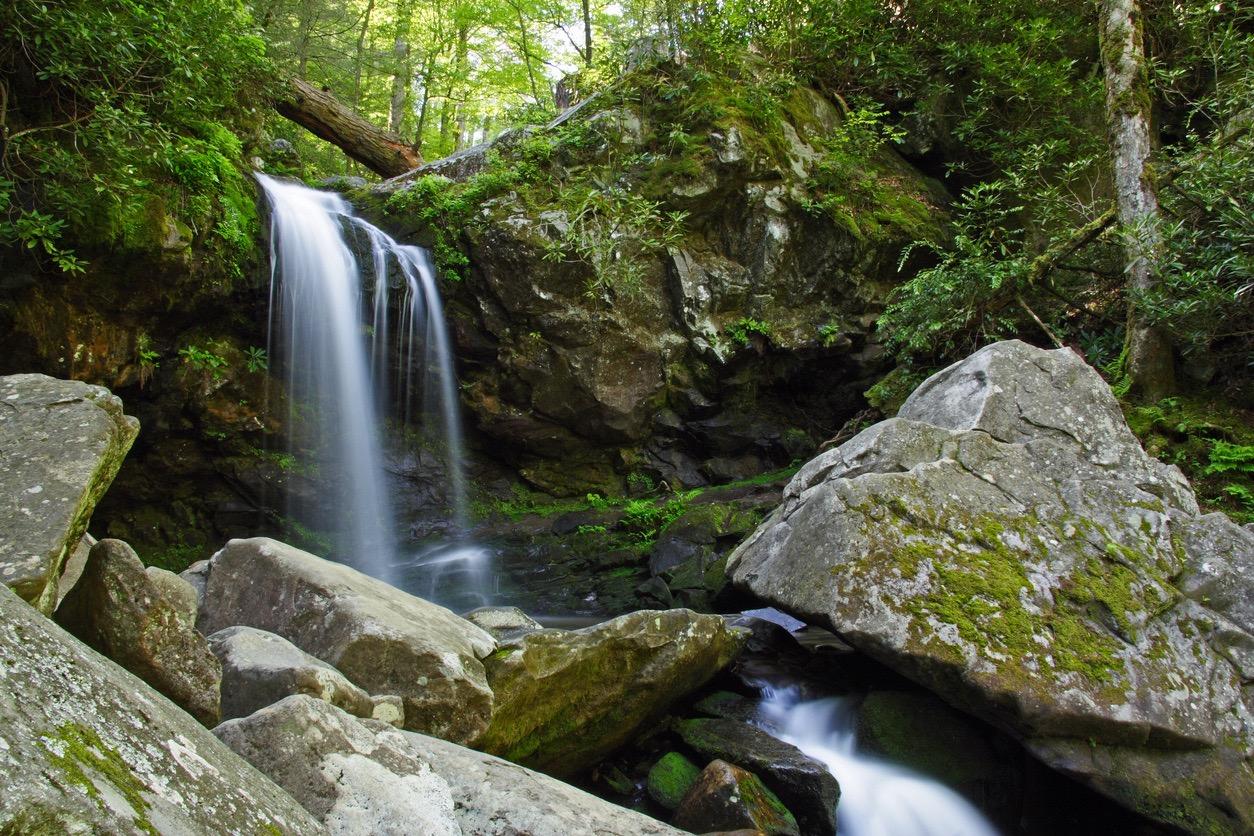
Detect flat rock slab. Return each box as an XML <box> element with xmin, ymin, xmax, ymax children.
<box><xmin>478</xmin><ymin>608</ymin><xmax>745</xmax><ymax>776</ymax></box>
<box><xmin>728</xmin><ymin>340</ymin><xmax>1254</xmax><ymax>832</ymax></box>
<box><xmin>0</xmin><ymin>583</ymin><xmax>323</xmax><ymax>834</ymax></box>
<box><xmin>0</xmin><ymin>374</ymin><xmax>138</xmax><ymax>614</ymax></box>
<box><xmin>197</xmin><ymin>537</ymin><xmax>497</xmax><ymax>744</ymax></box>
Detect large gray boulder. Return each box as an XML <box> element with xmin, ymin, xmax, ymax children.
<box><xmin>197</xmin><ymin>537</ymin><xmax>497</xmax><ymax>743</ymax></box>
<box><xmin>0</xmin><ymin>374</ymin><xmax>138</xmax><ymax>614</ymax></box>
<box><xmin>214</xmin><ymin>696</ymin><xmax>460</xmax><ymax>836</ymax></box>
<box><xmin>0</xmin><ymin>583</ymin><xmax>324</xmax><ymax>834</ymax></box>
<box><xmin>477</xmin><ymin>608</ymin><xmax>745</xmax><ymax>776</ymax></box>
<box><xmin>728</xmin><ymin>340</ymin><xmax>1254</xmax><ymax>833</ymax></box>
<box><xmin>208</xmin><ymin>625</ymin><xmax>400</xmax><ymax>724</ymax></box>
<box><xmin>217</xmin><ymin>694</ymin><xmax>686</xmax><ymax>836</ymax></box>
<box><xmin>56</xmin><ymin>538</ymin><xmax>222</xmax><ymax>726</ymax></box>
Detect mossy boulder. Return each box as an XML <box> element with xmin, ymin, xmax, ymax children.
<box><xmin>672</xmin><ymin>759</ymin><xmax>800</xmax><ymax>836</ymax></box>
<box><xmin>647</xmin><ymin>751</ymin><xmax>702</xmax><ymax>810</ymax></box>
<box><xmin>0</xmin><ymin>583</ymin><xmax>322</xmax><ymax>833</ymax></box>
<box><xmin>478</xmin><ymin>608</ymin><xmax>745</xmax><ymax>776</ymax></box>
<box><xmin>728</xmin><ymin>340</ymin><xmax>1254</xmax><ymax>833</ymax></box>
<box><xmin>0</xmin><ymin>374</ymin><xmax>138</xmax><ymax>615</ymax></box>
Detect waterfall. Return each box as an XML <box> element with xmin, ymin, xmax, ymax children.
<box><xmin>258</xmin><ymin>174</ymin><xmax>475</xmax><ymax>591</ymax></box>
<box><xmin>761</xmin><ymin>687</ymin><xmax>1000</xmax><ymax>836</ymax></box>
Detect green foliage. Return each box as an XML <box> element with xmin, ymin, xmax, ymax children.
<box><xmin>544</xmin><ymin>183</ymin><xmax>687</xmax><ymax>300</ymax></box>
<box><xmin>244</xmin><ymin>346</ymin><xmax>269</xmax><ymax>373</ymax></box>
<box><xmin>879</xmin><ymin>181</ymin><xmax>1032</xmax><ymax>360</ymax></box>
<box><xmin>1125</xmin><ymin>396</ymin><xmax>1254</xmax><ymax>524</ymax></box>
<box><xmin>725</xmin><ymin>317</ymin><xmax>771</xmax><ymax>347</ymax></box>
<box><xmin>1204</xmin><ymin>441</ymin><xmax>1254</xmax><ymax>476</ymax></box>
<box><xmin>178</xmin><ymin>344</ymin><xmax>229</xmax><ymax>382</ymax></box>
<box><xmin>0</xmin><ymin>0</ymin><xmax>268</xmax><ymax>276</ymax></box>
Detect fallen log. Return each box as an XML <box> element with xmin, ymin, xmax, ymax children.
<box><xmin>276</xmin><ymin>77</ymin><xmax>421</xmax><ymax>178</ymax></box>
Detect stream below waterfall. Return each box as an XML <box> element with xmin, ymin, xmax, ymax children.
<box><xmin>260</xmin><ymin>174</ymin><xmax>1067</xmax><ymax>836</ymax></box>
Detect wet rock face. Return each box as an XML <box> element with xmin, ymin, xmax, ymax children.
<box><xmin>197</xmin><ymin>537</ymin><xmax>497</xmax><ymax>744</ymax></box>
<box><xmin>671</xmin><ymin>759</ymin><xmax>800</xmax><ymax>836</ymax></box>
<box><xmin>56</xmin><ymin>538</ymin><xmax>222</xmax><ymax>726</ymax></box>
<box><xmin>377</xmin><ymin>72</ymin><xmax>947</xmax><ymax>499</ymax></box>
<box><xmin>676</xmin><ymin>717</ymin><xmax>840</xmax><ymax>835</ymax></box>
<box><xmin>478</xmin><ymin>608</ymin><xmax>745</xmax><ymax>776</ymax></box>
<box><xmin>0</xmin><ymin>374</ymin><xmax>138</xmax><ymax>614</ymax></box>
<box><xmin>728</xmin><ymin>340</ymin><xmax>1254</xmax><ymax>832</ymax></box>
<box><xmin>0</xmin><ymin>583</ymin><xmax>323</xmax><ymax>834</ymax></box>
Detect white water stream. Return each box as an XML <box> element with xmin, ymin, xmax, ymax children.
<box><xmin>761</xmin><ymin>685</ymin><xmax>1000</xmax><ymax>836</ymax></box>
<box><xmin>259</xmin><ymin>174</ymin><xmax>486</xmax><ymax>595</ymax></box>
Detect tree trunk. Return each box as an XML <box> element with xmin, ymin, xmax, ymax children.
<box><xmin>276</xmin><ymin>77</ymin><xmax>422</xmax><ymax>177</ymax></box>
<box><xmin>582</xmin><ymin>0</ymin><xmax>593</xmax><ymax>66</ymax></box>
<box><xmin>1099</xmin><ymin>0</ymin><xmax>1174</xmax><ymax>400</ymax></box>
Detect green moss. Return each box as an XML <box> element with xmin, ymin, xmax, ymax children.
<box><xmin>875</xmin><ymin>509</ymin><xmax>1127</xmax><ymax>684</ymax></box>
<box><xmin>734</xmin><ymin>768</ymin><xmax>800</xmax><ymax>833</ymax></box>
<box><xmin>37</xmin><ymin>723</ymin><xmax>157</xmax><ymax>835</ymax></box>
<box><xmin>646</xmin><ymin>751</ymin><xmax>701</xmax><ymax>810</ymax></box>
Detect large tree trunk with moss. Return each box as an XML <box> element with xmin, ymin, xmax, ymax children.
<box><xmin>1099</xmin><ymin>0</ymin><xmax>1174</xmax><ymax>400</ymax></box>
<box><xmin>277</xmin><ymin>77</ymin><xmax>422</xmax><ymax>178</ymax></box>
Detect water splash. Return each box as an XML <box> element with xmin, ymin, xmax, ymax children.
<box><xmin>258</xmin><ymin>174</ymin><xmax>477</xmax><ymax>593</ymax></box>
<box><xmin>760</xmin><ymin>686</ymin><xmax>1000</xmax><ymax>836</ymax></box>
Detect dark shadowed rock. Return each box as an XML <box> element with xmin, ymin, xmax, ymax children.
<box><xmin>197</xmin><ymin>537</ymin><xmax>496</xmax><ymax>744</ymax></box>
<box><xmin>672</xmin><ymin>759</ymin><xmax>800</xmax><ymax>836</ymax></box>
<box><xmin>0</xmin><ymin>374</ymin><xmax>138</xmax><ymax>614</ymax></box>
<box><xmin>676</xmin><ymin>718</ymin><xmax>839</xmax><ymax>835</ymax></box>
<box><xmin>56</xmin><ymin>538</ymin><xmax>221</xmax><ymax>726</ymax></box>
<box><xmin>0</xmin><ymin>583</ymin><xmax>323</xmax><ymax>834</ymax></box>
<box><xmin>728</xmin><ymin>340</ymin><xmax>1254</xmax><ymax>832</ymax></box>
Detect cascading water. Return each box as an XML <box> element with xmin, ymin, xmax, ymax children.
<box><xmin>259</xmin><ymin>174</ymin><xmax>486</xmax><ymax>599</ymax></box>
<box><xmin>760</xmin><ymin>686</ymin><xmax>1000</xmax><ymax>836</ymax></box>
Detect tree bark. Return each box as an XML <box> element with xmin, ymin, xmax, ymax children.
<box><xmin>276</xmin><ymin>77</ymin><xmax>422</xmax><ymax>178</ymax></box>
<box><xmin>1099</xmin><ymin>0</ymin><xmax>1174</xmax><ymax>400</ymax></box>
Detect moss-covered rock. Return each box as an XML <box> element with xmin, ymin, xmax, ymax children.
<box><xmin>728</xmin><ymin>340</ymin><xmax>1254</xmax><ymax>832</ymax></box>
<box><xmin>671</xmin><ymin>758</ymin><xmax>800</xmax><ymax>836</ymax></box>
<box><xmin>372</xmin><ymin>53</ymin><xmax>948</xmax><ymax>499</ymax></box>
<box><xmin>646</xmin><ymin>751</ymin><xmax>702</xmax><ymax>810</ymax></box>
<box><xmin>479</xmin><ymin>608</ymin><xmax>745</xmax><ymax>776</ymax></box>
<box><xmin>676</xmin><ymin>717</ymin><xmax>839</xmax><ymax>835</ymax></box>
<box><xmin>0</xmin><ymin>583</ymin><xmax>322</xmax><ymax>833</ymax></box>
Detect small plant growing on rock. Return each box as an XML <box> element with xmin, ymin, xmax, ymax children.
<box><xmin>178</xmin><ymin>343</ymin><xmax>228</xmax><ymax>387</ymax></box>
<box><xmin>726</xmin><ymin>317</ymin><xmax>771</xmax><ymax>346</ymax></box>
<box><xmin>244</xmin><ymin>346</ymin><xmax>269</xmax><ymax>373</ymax></box>
<box><xmin>136</xmin><ymin>333</ymin><xmax>160</xmax><ymax>388</ymax></box>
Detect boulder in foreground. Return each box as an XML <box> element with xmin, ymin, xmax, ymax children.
<box><xmin>0</xmin><ymin>374</ymin><xmax>138</xmax><ymax>614</ymax></box>
<box><xmin>728</xmin><ymin>340</ymin><xmax>1254</xmax><ymax>833</ymax></box>
<box><xmin>217</xmin><ymin>693</ymin><xmax>686</xmax><ymax>836</ymax></box>
<box><xmin>0</xmin><ymin>583</ymin><xmax>323</xmax><ymax>834</ymax></box>
<box><xmin>197</xmin><ymin>537</ymin><xmax>496</xmax><ymax>744</ymax></box>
